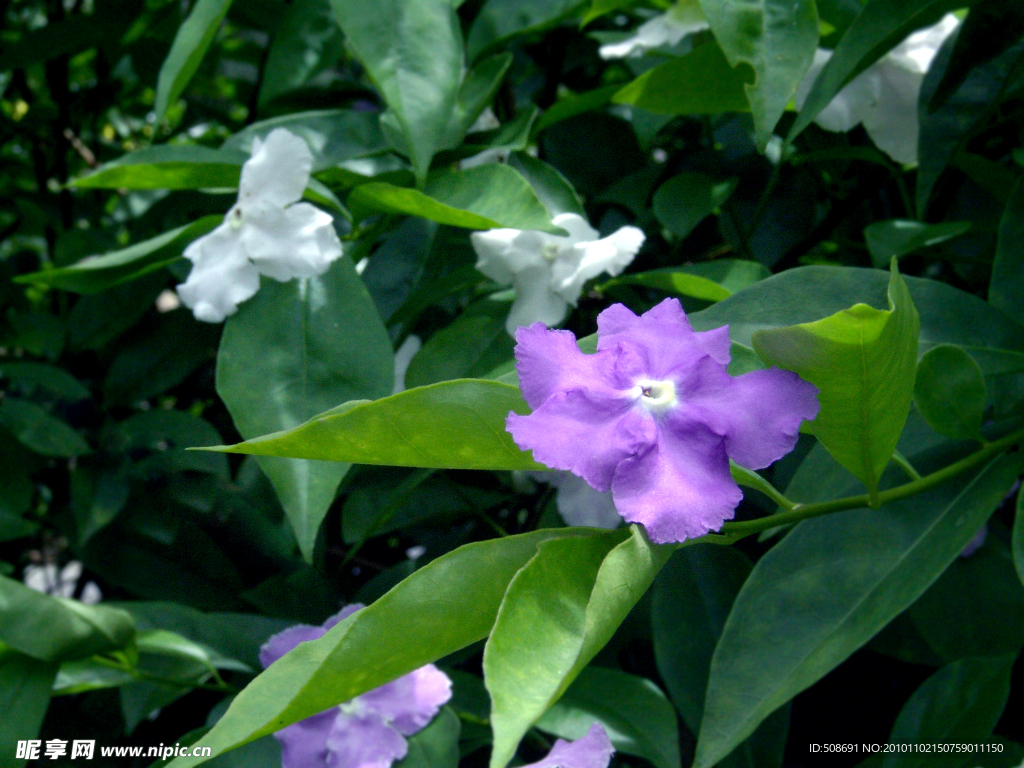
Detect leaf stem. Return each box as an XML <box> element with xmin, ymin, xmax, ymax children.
<box><xmin>891</xmin><ymin>449</ymin><xmax>922</xmax><ymax>481</ymax></box>
<box><xmin>92</xmin><ymin>655</ymin><xmax>240</xmax><ymax>694</ymax></box>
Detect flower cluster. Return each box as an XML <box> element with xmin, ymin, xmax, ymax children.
<box><xmin>471</xmin><ymin>213</ymin><xmax>644</xmax><ymax>335</ymax></box>
<box><xmin>507</xmin><ymin>299</ymin><xmax>820</xmax><ymax>543</ymax></box>
<box><xmin>177</xmin><ymin>128</ymin><xmax>343</xmax><ymax>322</ymax></box>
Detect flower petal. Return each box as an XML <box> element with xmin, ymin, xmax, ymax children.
<box><xmin>598</xmin><ymin>5</ymin><xmax>709</xmax><ymax>59</ymax></box>
<box><xmin>507</xmin><ymin>267</ymin><xmax>571</xmax><ymax>333</ymax></box>
<box><xmin>177</xmin><ymin>223</ymin><xmax>260</xmax><ymax>323</ymax></box>
<box><xmin>239</xmin><ymin>128</ymin><xmax>312</xmax><ymax>208</ymax></box>
<box><xmin>523</xmin><ymin>723</ymin><xmax>615</xmax><ymax>768</ymax></box>
<box><xmin>551</xmin><ymin>212</ymin><xmax>599</xmax><ymax>243</ymax></box>
<box><xmin>259</xmin><ymin>623</ymin><xmax>327</xmax><ymax>669</ymax></box>
<box><xmin>860</xmin><ymin>61</ymin><xmax>922</xmax><ymax>165</ymax></box>
<box><xmin>471</xmin><ymin>229</ymin><xmax>549</xmax><ymax>285</ymax></box>
<box><xmin>596</xmin><ymin>298</ymin><xmax>711</xmax><ymax>381</ymax></box>
<box><xmin>274</xmin><ymin>710</ymin><xmax>336</xmax><ymax>768</ymax></box>
<box><xmin>512</xmin><ymin>323</ymin><xmax>622</xmax><ymax>408</ymax></box>
<box><xmin>552</xmin><ymin>472</ymin><xmax>622</xmax><ymax>529</ymax></box>
<box><xmin>241</xmin><ymin>201</ymin><xmax>342</xmax><ymax>282</ymax></box>
<box><xmin>325</xmin><ymin>712</ymin><xmax>408</xmax><ymax>768</ymax></box>
<box><xmin>356</xmin><ymin>664</ymin><xmax>452</xmax><ymax>736</ymax></box>
<box><xmin>611</xmin><ymin>412</ymin><xmax>740</xmax><ymax>542</ymax></box>
<box><xmin>551</xmin><ymin>225</ymin><xmax>644</xmax><ymax>305</ymax></box>
<box><xmin>323</xmin><ymin>603</ymin><xmax>365</xmax><ymax>630</ymax></box>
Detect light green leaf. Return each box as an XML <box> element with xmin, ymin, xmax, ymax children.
<box><xmin>53</xmin><ymin>656</ymin><xmax>136</xmax><ymax>696</ymax></box>
<box><xmin>581</xmin><ymin>0</ymin><xmax>637</xmax><ymax>25</ymax></box>
<box><xmin>71</xmin><ymin>145</ymin><xmax>246</xmax><ymax>190</ymax></box>
<box><xmin>155</xmin><ymin>0</ymin><xmax>234</xmax><ymax>119</ymax></box>
<box><xmin>164</xmin><ymin>529</ymin><xmax>585</xmax><ymax>768</ymax></box>
<box><xmin>752</xmin><ymin>262</ymin><xmax>920</xmax><ymax>502</ymax></box>
<box><xmin>467</xmin><ymin>0</ymin><xmax>585</xmax><ymax>59</ymax></box>
<box><xmin>653</xmin><ymin>173</ymin><xmax>739</xmax><ymax>239</ymax></box>
<box><xmin>0</xmin><ymin>649</ymin><xmax>57</xmax><ymax>768</ymax></box>
<box><xmin>485</xmin><ymin>526</ymin><xmax>671</xmax><ymax>768</ymax></box>
<box><xmin>612</xmin><ymin>42</ymin><xmax>750</xmax><ymax>115</ymax></box>
<box><xmin>693</xmin><ymin>451</ymin><xmax>1024</xmax><ymax>768</ymax></box>
<box><xmin>696</xmin><ymin>0</ymin><xmax>818</xmax><ymax>148</ymax></box>
<box><xmin>217</xmin><ymin>257</ymin><xmax>393</xmax><ymax>561</ymax></box>
<box><xmin>331</xmin><ymin>0</ymin><xmax>462</xmax><ymax>184</ymax></box>
<box><xmin>441</xmin><ymin>53</ymin><xmax>514</xmax><ymax>149</ymax></box>
<box><xmin>0</xmin><ymin>574</ymin><xmax>135</xmax><ymax>662</ymax></box>
<box><xmin>598</xmin><ymin>259</ymin><xmax>768</xmax><ymax>303</ymax></box>
<box><xmin>991</xmin><ymin>177</ymin><xmax>1024</xmax><ymax>326</ymax></box>
<box><xmin>536</xmin><ymin>666</ymin><xmax>680</xmax><ymax>768</ymax></box>
<box><xmin>0</xmin><ymin>399</ymin><xmax>91</xmax><ymax>457</ymax></box>
<box><xmin>913</xmin><ymin>344</ymin><xmax>987</xmax><ymax>441</ymax></box>
<box><xmin>883</xmin><ymin>656</ymin><xmax>1014</xmax><ymax>768</ymax></box>
<box><xmin>349</xmin><ymin>165</ymin><xmax>563</xmax><ymax>233</ymax></box>
<box><xmin>209</xmin><ymin>379</ymin><xmax>542</xmax><ymax>471</ymax></box>
<box><xmin>399</xmin><ymin>707</ymin><xmax>461</xmax><ymax>768</ymax></box>
<box><xmin>864</xmin><ymin>220</ymin><xmax>971</xmax><ymax>269</ymax></box>
<box><xmin>14</xmin><ymin>217</ymin><xmax>221</xmax><ymax>294</ymax></box>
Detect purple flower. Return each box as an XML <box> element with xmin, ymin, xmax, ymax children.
<box><xmin>526</xmin><ymin>724</ymin><xmax>614</xmax><ymax>768</ymax></box>
<box><xmin>507</xmin><ymin>299</ymin><xmax>820</xmax><ymax>543</ymax></box>
<box><xmin>259</xmin><ymin>605</ymin><xmax>453</xmax><ymax>768</ymax></box>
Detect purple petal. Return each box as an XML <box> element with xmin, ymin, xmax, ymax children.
<box><xmin>687</xmin><ymin>366</ymin><xmax>820</xmax><ymax>470</ymax></box>
<box><xmin>259</xmin><ymin>624</ymin><xmax>327</xmax><ymax>669</ymax></box>
<box><xmin>324</xmin><ymin>603</ymin><xmax>365</xmax><ymax>631</ymax></box>
<box><xmin>508</xmin><ymin>391</ymin><xmax>655</xmax><ymax>491</ymax></box>
<box><xmin>274</xmin><ymin>710</ymin><xmax>336</xmax><ymax>768</ymax></box>
<box><xmin>695</xmin><ymin>324</ymin><xmax>732</xmax><ymax>366</ymax></box>
<box><xmin>513</xmin><ymin>323</ymin><xmax>621</xmax><ymax>409</ymax></box>
<box><xmin>325</xmin><ymin>712</ymin><xmax>408</xmax><ymax>768</ymax></box>
<box><xmin>523</xmin><ymin>723</ymin><xmax>615</xmax><ymax>768</ymax></box>
<box><xmin>959</xmin><ymin>523</ymin><xmax>987</xmax><ymax>558</ymax></box>
<box><xmin>611</xmin><ymin>411</ymin><xmax>741</xmax><ymax>542</ymax></box>
<box><xmin>356</xmin><ymin>664</ymin><xmax>452</xmax><ymax>736</ymax></box>
<box><xmin>596</xmin><ymin>298</ymin><xmax>713</xmax><ymax>380</ymax></box>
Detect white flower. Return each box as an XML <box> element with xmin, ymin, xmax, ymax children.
<box><xmin>531</xmin><ymin>471</ymin><xmax>622</xmax><ymax>529</ymax></box>
<box><xmin>599</xmin><ymin>0</ymin><xmax>710</xmax><ymax>60</ymax></box>
<box><xmin>471</xmin><ymin>213</ymin><xmax>644</xmax><ymax>335</ymax></box>
<box><xmin>392</xmin><ymin>334</ymin><xmax>422</xmax><ymax>394</ymax></box>
<box><xmin>176</xmin><ymin>128</ymin><xmax>342</xmax><ymax>323</ymax></box>
<box><xmin>24</xmin><ymin>561</ymin><xmax>102</xmax><ymax>604</ymax></box>
<box><xmin>795</xmin><ymin>14</ymin><xmax>960</xmax><ymax>165</ymax></box>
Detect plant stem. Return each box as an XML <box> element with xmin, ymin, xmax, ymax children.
<box><xmin>891</xmin><ymin>450</ymin><xmax>921</xmax><ymax>481</ymax></box>
<box><xmin>92</xmin><ymin>656</ymin><xmax>240</xmax><ymax>694</ymax></box>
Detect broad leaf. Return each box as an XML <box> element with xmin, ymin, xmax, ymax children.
<box><xmin>0</xmin><ymin>649</ymin><xmax>57</xmax><ymax>768</ymax></box>
<box><xmin>0</xmin><ymin>399</ymin><xmax>91</xmax><ymax>457</ymax></box>
<box><xmin>913</xmin><ymin>344</ymin><xmax>987</xmax><ymax>441</ymax></box>
<box><xmin>1015</xmin><ymin>488</ymin><xmax>1024</xmax><ymax>588</ymax></box>
<box><xmin>257</xmin><ymin>0</ymin><xmax>346</xmax><ymax>107</ymax></box>
<box><xmin>155</xmin><ymin>0</ymin><xmax>235</xmax><ymax>119</ymax></box>
<box><xmin>600</xmin><ymin>260</ymin><xmax>769</xmax><ymax>303</ymax></box>
<box><xmin>752</xmin><ymin>263</ymin><xmax>919</xmax><ymax>502</ymax></box>
<box><xmin>507</xmin><ymin>152</ymin><xmax>585</xmax><ymax>217</ymax></box>
<box><xmin>696</xmin><ymin>0</ymin><xmax>819</xmax><ymax>148</ymax></box>
<box><xmin>70</xmin><ymin>146</ymin><xmax>246</xmax><ymax>189</ymax></box>
<box><xmin>693</xmin><ymin>452</ymin><xmax>1024</xmax><ymax>768</ymax></box>
<box><xmin>400</xmin><ymin>708</ymin><xmax>461</xmax><ymax>768</ymax></box>
<box><xmin>467</xmin><ymin>0</ymin><xmax>585</xmax><ymax>59</ymax></box>
<box><xmin>218</xmin><ymin>257</ymin><xmax>393</xmax><ymax>561</ymax></box>
<box><xmin>863</xmin><ymin>220</ymin><xmax>971</xmax><ymax>269</ymax></box>
<box><xmin>991</xmin><ymin>177</ymin><xmax>1024</xmax><ymax>326</ymax></box>
<box><xmin>653</xmin><ymin>173</ymin><xmax>739</xmax><ymax>240</ymax></box>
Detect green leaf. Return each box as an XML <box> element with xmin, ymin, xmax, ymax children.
<box><xmin>257</xmin><ymin>0</ymin><xmax>346</xmax><ymax>106</ymax></box>
<box><xmin>331</xmin><ymin>0</ymin><xmax>462</xmax><ymax>184</ymax></box>
<box><xmin>155</xmin><ymin>0</ymin><xmax>234</xmax><ymax>119</ymax></box>
<box><xmin>485</xmin><ymin>526</ymin><xmax>671</xmax><ymax>768</ymax></box>
<box><xmin>652</xmin><ymin>173</ymin><xmax>739</xmax><ymax>240</ymax></box>
<box><xmin>693</xmin><ymin>451</ymin><xmax>1024</xmax><ymax>768</ymax></box>
<box><xmin>0</xmin><ymin>16</ymin><xmax>121</xmax><ymax>72</ymax></box>
<box><xmin>535</xmin><ymin>666</ymin><xmax>680</xmax><ymax>768</ymax></box>
<box><xmin>211</xmin><ymin>379</ymin><xmax>542</xmax><ymax>470</ymax></box>
<box><xmin>441</xmin><ymin>53</ymin><xmax>515</xmax><ymax>149</ymax></box>
<box><xmin>164</xmin><ymin>529</ymin><xmax>584</xmax><ymax>768</ymax></box>
<box><xmin>752</xmin><ymin>263</ymin><xmax>919</xmax><ymax>502</ymax></box>
<box><xmin>1014</xmin><ymin>488</ymin><xmax>1024</xmax><ymax>588</ymax></box>
<box><xmin>398</xmin><ymin>707</ymin><xmax>461</xmax><ymax>768</ymax></box>
<box><xmin>913</xmin><ymin>345</ymin><xmax>987</xmax><ymax>442</ymax></box>
<box><xmin>581</xmin><ymin>0</ymin><xmax>637</xmax><ymax>25</ymax></box>
<box><xmin>53</xmin><ymin>656</ymin><xmax>136</xmax><ymax>696</ymax></box>
<box><xmin>612</xmin><ymin>42</ymin><xmax>751</xmax><ymax>115</ymax></box>
<box><xmin>883</xmin><ymin>656</ymin><xmax>1014</xmax><ymax>768</ymax></box>
<box><xmin>467</xmin><ymin>0</ymin><xmax>585</xmax><ymax>59</ymax></box>
<box><xmin>349</xmin><ymin>165</ymin><xmax>563</xmax><ymax>233</ymax></box>
<box><xmin>0</xmin><ymin>574</ymin><xmax>135</xmax><ymax>662</ymax></box>
<box><xmin>696</xmin><ymin>0</ymin><xmax>819</xmax><ymax>148</ymax></box>
<box><xmin>991</xmin><ymin>177</ymin><xmax>1024</xmax><ymax>326</ymax></box>
<box><xmin>116</xmin><ymin>409</ymin><xmax>229</xmax><ymax>479</ymax></box>
<box><xmin>507</xmin><ymin>152</ymin><xmax>586</xmax><ymax>217</ymax></box>
<box><xmin>0</xmin><ymin>399</ymin><xmax>91</xmax><ymax>457</ymax></box>
<box><xmin>405</xmin><ymin>295</ymin><xmax>514</xmax><ymax>388</ymax></box>
<box><xmin>0</xmin><ymin>649</ymin><xmax>57</xmax><ymax>768</ymax></box>
<box><xmin>14</xmin><ymin>217</ymin><xmax>222</xmax><ymax>294</ymax></box>
<box><xmin>71</xmin><ymin>145</ymin><xmax>246</xmax><ymax>190</ymax></box>
<box><xmin>864</xmin><ymin>220</ymin><xmax>971</xmax><ymax>269</ymax></box>
<box><xmin>0</xmin><ymin>363</ymin><xmax>90</xmax><ymax>402</ymax></box>
<box><xmin>534</xmin><ymin>85</ymin><xmax>622</xmax><ymax>135</ymax></box>
<box><xmin>599</xmin><ymin>260</ymin><xmax>769</xmax><ymax>303</ymax></box>
<box><xmin>217</xmin><ymin>257</ymin><xmax>393</xmax><ymax>561</ymax></box>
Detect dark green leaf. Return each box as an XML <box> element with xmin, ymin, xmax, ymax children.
<box><xmin>507</xmin><ymin>152</ymin><xmax>585</xmax><ymax>217</ymax></box>
<box><xmin>599</xmin><ymin>260</ymin><xmax>769</xmax><ymax>303</ymax></box>
<box><xmin>864</xmin><ymin>220</ymin><xmax>971</xmax><ymax>269</ymax></box>
<box><xmin>467</xmin><ymin>0</ymin><xmax>585</xmax><ymax>59</ymax></box>
<box><xmin>991</xmin><ymin>177</ymin><xmax>1024</xmax><ymax>326</ymax></box>
<box><xmin>653</xmin><ymin>173</ymin><xmax>739</xmax><ymax>239</ymax></box>
<box><xmin>399</xmin><ymin>708</ymin><xmax>461</xmax><ymax>768</ymax></box>
<box><xmin>1014</xmin><ymin>487</ymin><xmax>1024</xmax><ymax>588</ymax></box>
<box><xmin>0</xmin><ymin>649</ymin><xmax>57</xmax><ymax>768</ymax></box>
<box><xmin>257</xmin><ymin>0</ymin><xmax>346</xmax><ymax>106</ymax></box>
<box><xmin>0</xmin><ymin>363</ymin><xmax>89</xmax><ymax>402</ymax></box>
<box><xmin>913</xmin><ymin>344</ymin><xmax>987</xmax><ymax>441</ymax></box>
<box><xmin>71</xmin><ymin>146</ymin><xmax>246</xmax><ymax>190</ymax></box>
<box><xmin>0</xmin><ymin>399</ymin><xmax>90</xmax><ymax>457</ymax></box>
<box><xmin>155</xmin><ymin>0</ymin><xmax>235</xmax><ymax>119</ymax></box>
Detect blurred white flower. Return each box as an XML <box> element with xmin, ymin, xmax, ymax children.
<box><xmin>24</xmin><ymin>561</ymin><xmax>102</xmax><ymax>604</ymax></box>
<box><xmin>471</xmin><ymin>213</ymin><xmax>644</xmax><ymax>335</ymax></box>
<box><xmin>154</xmin><ymin>289</ymin><xmax>181</xmax><ymax>313</ymax></box>
<box><xmin>176</xmin><ymin>128</ymin><xmax>342</xmax><ymax>323</ymax></box>
<box><xmin>795</xmin><ymin>14</ymin><xmax>960</xmax><ymax>164</ymax></box>
<box><xmin>468</xmin><ymin>107</ymin><xmax>501</xmax><ymax>133</ymax></box>
<box><xmin>461</xmin><ymin>108</ymin><xmax>511</xmax><ymax>169</ymax></box>
<box><xmin>531</xmin><ymin>471</ymin><xmax>622</xmax><ymax>529</ymax></box>
<box><xmin>392</xmin><ymin>334</ymin><xmax>422</xmax><ymax>394</ymax></box>
<box><xmin>599</xmin><ymin>0</ymin><xmax>709</xmax><ymax>60</ymax></box>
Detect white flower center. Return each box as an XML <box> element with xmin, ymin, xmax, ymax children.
<box><xmin>541</xmin><ymin>242</ymin><xmax>561</xmax><ymax>261</ymax></box>
<box><xmin>634</xmin><ymin>379</ymin><xmax>677</xmax><ymax>414</ymax></box>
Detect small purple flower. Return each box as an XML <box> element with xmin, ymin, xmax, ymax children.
<box><xmin>259</xmin><ymin>605</ymin><xmax>453</xmax><ymax>768</ymax></box>
<box><xmin>526</xmin><ymin>724</ymin><xmax>614</xmax><ymax>768</ymax></box>
<box><xmin>507</xmin><ymin>299</ymin><xmax>820</xmax><ymax>543</ymax></box>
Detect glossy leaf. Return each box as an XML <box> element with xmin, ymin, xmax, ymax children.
<box><xmin>400</xmin><ymin>707</ymin><xmax>461</xmax><ymax>768</ymax></box>
<box><xmin>0</xmin><ymin>649</ymin><xmax>57</xmax><ymax>768</ymax></box>
<box><xmin>991</xmin><ymin>177</ymin><xmax>1024</xmax><ymax>326</ymax></box>
<box><xmin>612</xmin><ymin>42</ymin><xmax>750</xmax><ymax>115</ymax></box>
<box><xmin>752</xmin><ymin>263</ymin><xmax>919</xmax><ymax>502</ymax></box>
<box><xmin>864</xmin><ymin>220</ymin><xmax>971</xmax><ymax>269</ymax></box>
<box><xmin>0</xmin><ymin>399</ymin><xmax>90</xmax><ymax>457</ymax></box>
<box><xmin>163</xmin><ymin>529</ymin><xmax>585</xmax><ymax>768</ymax></box>
<box><xmin>257</xmin><ymin>0</ymin><xmax>346</xmax><ymax>107</ymax></box>
<box><xmin>883</xmin><ymin>656</ymin><xmax>1014</xmax><ymax>768</ymax></box>
<box><xmin>217</xmin><ymin>257</ymin><xmax>393</xmax><ymax>561</ymax></box>
<box><xmin>913</xmin><ymin>344</ymin><xmax>987</xmax><ymax>441</ymax></box>
<box><xmin>600</xmin><ymin>260</ymin><xmax>769</xmax><ymax>304</ymax></box>
<box><xmin>535</xmin><ymin>666</ymin><xmax>680</xmax><ymax>768</ymax></box>
<box><xmin>154</xmin><ymin>0</ymin><xmax>233</xmax><ymax>117</ymax></box>
<box><xmin>697</xmin><ymin>0</ymin><xmax>819</xmax><ymax>148</ymax></box>
<box><xmin>653</xmin><ymin>173</ymin><xmax>738</xmax><ymax>240</ymax></box>
<box><xmin>693</xmin><ymin>452</ymin><xmax>1024</xmax><ymax>768</ymax></box>
<box><xmin>467</xmin><ymin>0</ymin><xmax>584</xmax><ymax>59</ymax></box>
<box><xmin>485</xmin><ymin>526</ymin><xmax>671</xmax><ymax>768</ymax></box>
<box><xmin>71</xmin><ymin>145</ymin><xmax>246</xmax><ymax>190</ymax></box>
<box><xmin>507</xmin><ymin>152</ymin><xmax>586</xmax><ymax>217</ymax></box>
<box><xmin>14</xmin><ymin>217</ymin><xmax>221</xmax><ymax>294</ymax></box>
<box><xmin>349</xmin><ymin>165</ymin><xmax>562</xmax><ymax>233</ymax></box>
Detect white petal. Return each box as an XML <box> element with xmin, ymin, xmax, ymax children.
<box><xmin>860</xmin><ymin>60</ymin><xmax>923</xmax><ymax>164</ymax></box>
<box><xmin>550</xmin><ymin>225</ymin><xmax>644</xmax><ymax>304</ymax></box>
<box><xmin>553</xmin><ymin>472</ymin><xmax>622</xmax><ymax>529</ymax></box>
<box><xmin>80</xmin><ymin>582</ymin><xmax>103</xmax><ymax>605</ymax></box>
<box><xmin>888</xmin><ymin>13</ymin><xmax>959</xmax><ymax>74</ymax></box>
<box><xmin>238</xmin><ymin>128</ymin><xmax>312</xmax><ymax>208</ymax></box>
<box><xmin>392</xmin><ymin>335</ymin><xmax>422</xmax><ymax>395</ymax></box>
<box><xmin>551</xmin><ymin>212</ymin><xmax>600</xmax><ymax>244</ymax></box>
<box><xmin>23</xmin><ymin>564</ymin><xmax>58</xmax><ymax>593</ymax></box>
<box><xmin>507</xmin><ymin>266</ymin><xmax>570</xmax><ymax>334</ymax></box>
<box><xmin>177</xmin><ymin>224</ymin><xmax>261</xmax><ymax>323</ymax></box>
<box><xmin>468</xmin><ymin>107</ymin><xmax>501</xmax><ymax>133</ymax></box>
<box><xmin>598</xmin><ymin>2</ymin><xmax>708</xmax><ymax>60</ymax></box>
<box><xmin>794</xmin><ymin>48</ymin><xmax>831</xmax><ymax>111</ymax></box>
<box><xmin>471</xmin><ymin>229</ymin><xmax>551</xmax><ymax>285</ymax></box>
<box><xmin>240</xmin><ymin>201</ymin><xmax>342</xmax><ymax>281</ymax></box>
